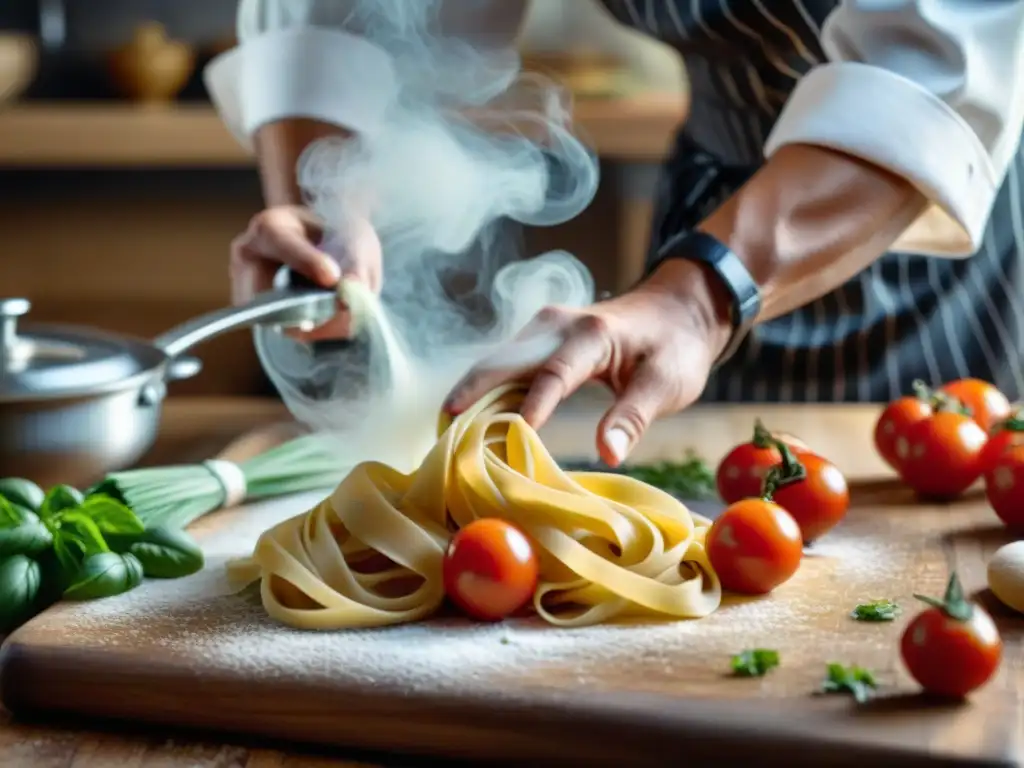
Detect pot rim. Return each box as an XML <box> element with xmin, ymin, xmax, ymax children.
<box><xmin>0</xmin><ymin>322</ymin><xmax>169</xmax><ymax>404</ymax></box>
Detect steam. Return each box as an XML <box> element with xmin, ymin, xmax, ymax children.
<box><xmin>254</xmin><ymin>0</ymin><xmax>599</xmax><ymax>473</ymax></box>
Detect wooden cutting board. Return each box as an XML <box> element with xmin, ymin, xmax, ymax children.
<box><xmin>2</xmin><ymin>402</ymin><xmax>1023</xmax><ymax>767</ymax></box>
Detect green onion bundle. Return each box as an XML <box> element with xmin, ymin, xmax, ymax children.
<box><xmin>93</xmin><ymin>433</ymin><xmax>347</xmax><ymax>530</ymax></box>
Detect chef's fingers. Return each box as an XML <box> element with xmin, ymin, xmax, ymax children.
<box><xmin>233</xmin><ymin>207</ymin><xmax>340</xmax><ymax>292</ymax></box>
<box><xmin>443</xmin><ymin>306</ymin><xmax>577</xmax><ymax>415</ymax></box>
<box><xmin>444</xmin><ymin>363</ymin><xmax>524</xmax><ymax>417</ymax></box>
<box><xmin>230</xmin><ymin>208</ymin><xmax>350</xmax><ymax>340</ymax></box>
<box><xmin>258</xmin><ymin>227</ymin><xmax>341</xmax><ymax>288</ymax></box>
<box><xmin>321</xmin><ymin>221</ymin><xmax>384</xmax><ymax>294</ymax></box>
<box><xmin>228</xmin><ymin>237</ymin><xmax>270</xmax><ymax>305</ymax></box>
<box><xmin>596</xmin><ymin>357</ymin><xmax>674</xmax><ymax>467</ymax></box>
<box><xmin>518</xmin><ymin>315</ymin><xmax>613</xmax><ymax>429</ymax></box>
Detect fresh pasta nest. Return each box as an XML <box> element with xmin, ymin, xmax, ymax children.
<box><xmin>229</xmin><ymin>385</ymin><xmax>722</xmax><ymax>629</ymax></box>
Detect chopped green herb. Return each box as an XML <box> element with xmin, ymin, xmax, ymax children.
<box><xmin>851</xmin><ymin>599</ymin><xmax>900</xmax><ymax>622</ymax></box>
<box><xmin>822</xmin><ymin>662</ymin><xmax>877</xmax><ymax>703</ymax></box>
<box><xmin>730</xmin><ymin>648</ymin><xmax>780</xmax><ymax>677</ymax></box>
<box><xmin>623</xmin><ymin>454</ymin><xmax>716</xmax><ymax>500</ymax></box>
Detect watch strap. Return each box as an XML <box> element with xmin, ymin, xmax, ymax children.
<box><xmin>647</xmin><ymin>231</ymin><xmax>761</xmax><ymax>366</ymax></box>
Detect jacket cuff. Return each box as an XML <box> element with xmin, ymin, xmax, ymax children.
<box><xmin>203</xmin><ymin>26</ymin><xmax>398</xmax><ymax>149</ymax></box>
<box><xmin>765</xmin><ymin>62</ymin><xmax>998</xmax><ymax>257</ymax></box>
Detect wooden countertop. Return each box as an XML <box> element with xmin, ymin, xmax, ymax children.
<box><xmin>2</xmin><ymin>395</ymin><xmax>1022</xmax><ymax>767</ymax></box>
<box><xmin>0</xmin><ymin>96</ymin><xmax>686</xmax><ymax>167</ymax></box>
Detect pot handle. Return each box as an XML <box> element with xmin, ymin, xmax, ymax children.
<box><xmin>152</xmin><ymin>286</ymin><xmax>338</xmax><ymax>360</ymax></box>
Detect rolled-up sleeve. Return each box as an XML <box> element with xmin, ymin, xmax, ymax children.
<box><xmin>764</xmin><ymin>0</ymin><xmax>1024</xmax><ymax>257</ymax></box>
<box><xmin>203</xmin><ymin>0</ymin><xmax>398</xmax><ymax>149</ymax></box>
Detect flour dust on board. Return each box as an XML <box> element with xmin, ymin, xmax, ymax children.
<box><xmin>40</xmin><ymin>492</ymin><xmax>902</xmax><ymax>697</ymax></box>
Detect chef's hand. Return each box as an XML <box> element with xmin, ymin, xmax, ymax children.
<box><xmin>229</xmin><ymin>205</ymin><xmax>383</xmax><ymax>341</ymax></box>
<box><xmin>444</xmin><ymin>259</ymin><xmax>734</xmax><ymax>467</ymax></box>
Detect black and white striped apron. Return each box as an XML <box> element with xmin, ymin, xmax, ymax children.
<box><xmin>599</xmin><ymin>0</ymin><xmax>1024</xmax><ymax>404</ymax></box>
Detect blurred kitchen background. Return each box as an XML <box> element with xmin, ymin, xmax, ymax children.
<box><xmin>0</xmin><ymin>0</ymin><xmax>689</xmax><ymax>396</ymax></box>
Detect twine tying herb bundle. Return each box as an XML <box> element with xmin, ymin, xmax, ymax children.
<box><xmin>90</xmin><ymin>432</ymin><xmax>347</xmax><ymax>530</ymax></box>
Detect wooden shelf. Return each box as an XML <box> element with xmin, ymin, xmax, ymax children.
<box><xmin>0</xmin><ymin>96</ymin><xmax>686</xmax><ymax>168</ymax></box>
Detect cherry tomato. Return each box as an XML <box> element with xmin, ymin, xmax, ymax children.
<box><xmin>716</xmin><ymin>420</ymin><xmax>813</xmax><ymax>504</ymax></box>
<box><xmin>874</xmin><ymin>396</ymin><xmax>932</xmax><ymax>471</ymax></box>
<box><xmin>442</xmin><ymin>518</ymin><xmax>539</xmax><ymax>621</ymax></box>
<box><xmin>984</xmin><ymin>445</ymin><xmax>1024</xmax><ymax>530</ymax></box>
<box><xmin>769</xmin><ymin>453</ymin><xmax>850</xmax><ymax>544</ymax></box>
<box><xmin>979</xmin><ymin>411</ymin><xmax>1024</xmax><ymax>474</ymax></box>
<box><xmin>900</xmin><ymin>572</ymin><xmax>1002</xmax><ymax>698</ymax></box>
<box><xmin>941</xmin><ymin>378</ymin><xmax>1011</xmax><ymax>433</ymax></box>
<box><xmin>706</xmin><ymin>498</ymin><xmax>803</xmax><ymax>595</ymax></box>
<box><xmin>896</xmin><ymin>411</ymin><xmax>987</xmax><ymax>499</ymax></box>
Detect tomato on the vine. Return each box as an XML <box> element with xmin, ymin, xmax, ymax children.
<box><xmin>706</xmin><ymin>498</ymin><xmax>803</xmax><ymax>595</ymax></box>
<box><xmin>765</xmin><ymin>445</ymin><xmax>850</xmax><ymax>544</ymax></box>
<box><xmin>900</xmin><ymin>572</ymin><xmax>1002</xmax><ymax>698</ymax></box>
<box><xmin>897</xmin><ymin>411</ymin><xmax>987</xmax><ymax>499</ymax></box>
<box><xmin>873</xmin><ymin>379</ymin><xmax>999</xmax><ymax>474</ymax></box>
<box><xmin>874</xmin><ymin>395</ymin><xmax>932</xmax><ymax>471</ymax></box>
<box><xmin>984</xmin><ymin>444</ymin><xmax>1024</xmax><ymax>531</ymax></box>
<box><xmin>442</xmin><ymin>518</ymin><xmax>539</xmax><ymax>621</ymax></box>
<box><xmin>979</xmin><ymin>410</ymin><xmax>1024</xmax><ymax>474</ymax></box>
<box><xmin>716</xmin><ymin>420</ymin><xmax>812</xmax><ymax>504</ymax></box>
<box><xmin>940</xmin><ymin>378</ymin><xmax>1011</xmax><ymax>433</ymax></box>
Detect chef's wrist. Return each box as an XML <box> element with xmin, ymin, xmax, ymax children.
<box><xmin>642</xmin><ymin>256</ymin><xmax>734</xmax><ymax>360</ymax></box>
<box><xmin>254</xmin><ymin>118</ymin><xmax>355</xmax><ymax>207</ymax></box>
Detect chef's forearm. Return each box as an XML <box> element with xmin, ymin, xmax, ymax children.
<box><xmin>253</xmin><ymin>118</ymin><xmax>354</xmax><ymax>207</ymax></box>
<box><xmin>697</xmin><ymin>143</ymin><xmax>927</xmax><ymax>322</ymax></box>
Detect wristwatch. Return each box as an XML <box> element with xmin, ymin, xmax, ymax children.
<box><xmin>645</xmin><ymin>231</ymin><xmax>762</xmax><ymax>366</ymax></box>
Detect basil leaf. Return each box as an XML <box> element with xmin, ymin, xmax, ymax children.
<box><xmin>0</xmin><ymin>510</ymin><xmax>53</xmax><ymax>558</ymax></box>
<box><xmin>76</xmin><ymin>496</ymin><xmax>144</xmax><ymax>536</ymax></box>
<box><xmin>83</xmin><ymin>479</ymin><xmax>129</xmax><ymax>506</ymax></box>
<box><xmin>39</xmin><ymin>485</ymin><xmax>84</xmax><ymax>521</ymax></box>
<box><xmin>121</xmin><ymin>526</ymin><xmax>204</xmax><ymax>579</ymax></box>
<box><xmin>7</xmin><ymin>502</ymin><xmax>35</xmax><ymax>525</ymax></box>
<box><xmin>0</xmin><ymin>478</ymin><xmax>45</xmax><ymax>513</ymax></box>
<box><xmin>0</xmin><ymin>554</ymin><xmax>43</xmax><ymax>632</ymax></box>
<box><xmin>63</xmin><ymin>552</ymin><xmax>144</xmax><ymax>601</ymax></box>
<box><xmin>52</xmin><ymin>531</ymin><xmax>85</xmax><ymax>578</ymax></box>
<box><xmin>0</xmin><ymin>497</ymin><xmax>24</xmax><ymax>528</ymax></box>
<box><xmin>35</xmin><ymin>548</ymin><xmax>72</xmax><ymax>606</ymax></box>
<box><xmin>56</xmin><ymin>512</ymin><xmax>109</xmax><ymax>556</ymax></box>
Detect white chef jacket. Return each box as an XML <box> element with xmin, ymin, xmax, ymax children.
<box><xmin>205</xmin><ymin>0</ymin><xmax>1024</xmax><ymax>259</ymax></box>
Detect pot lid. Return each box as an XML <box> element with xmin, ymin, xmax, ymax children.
<box><xmin>0</xmin><ymin>298</ymin><xmax>166</xmax><ymax>402</ymax></box>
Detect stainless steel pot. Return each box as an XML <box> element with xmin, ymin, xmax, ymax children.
<box><xmin>0</xmin><ymin>281</ymin><xmax>338</xmax><ymax>490</ymax></box>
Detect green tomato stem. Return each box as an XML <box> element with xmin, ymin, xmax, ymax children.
<box><xmin>911</xmin><ymin>379</ymin><xmax>971</xmax><ymax>417</ymax></box>
<box><xmin>912</xmin><ymin>571</ymin><xmax>973</xmax><ymax>622</ymax></box>
<box><xmin>761</xmin><ymin>438</ymin><xmax>807</xmax><ymax>500</ymax></box>
<box><xmin>751</xmin><ymin>419</ymin><xmax>775</xmax><ymax>449</ymax></box>
<box><xmin>994</xmin><ymin>410</ymin><xmax>1024</xmax><ymax>434</ymax></box>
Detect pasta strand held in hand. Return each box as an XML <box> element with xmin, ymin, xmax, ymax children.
<box><xmin>229</xmin><ymin>385</ymin><xmax>721</xmax><ymax>629</ymax></box>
